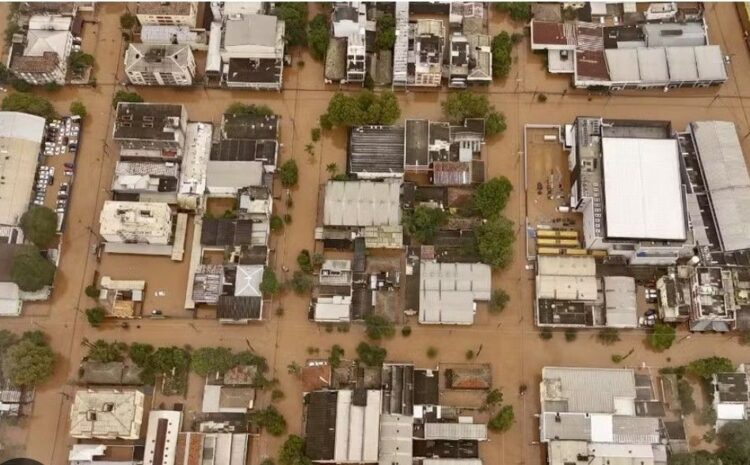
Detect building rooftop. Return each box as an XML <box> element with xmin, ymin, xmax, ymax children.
<box><xmin>201</xmin><ymin>219</ymin><xmax>254</xmax><ymax>247</ymax></box>
<box><xmin>206</xmin><ymin>160</ymin><xmax>264</xmax><ymax>192</ymax></box>
<box><xmin>603</xmin><ymin>276</ymin><xmax>637</xmax><ymax>328</ymax></box>
<box><xmin>143</xmin><ymin>410</ymin><xmax>182</xmax><ymax>465</ymax></box>
<box><xmin>69</xmin><ymin>390</ymin><xmax>145</xmax><ymax>440</ymax></box>
<box><xmin>714</xmin><ymin>372</ymin><xmax>749</xmax><ymax>403</ymax></box>
<box><xmin>348</xmin><ymin>126</ymin><xmax>405</xmax><ymax>176</ymax></box>
<box><xmin>305</xmin><ymin>391</ymin><xmax>338</xmax><ymax>460</ymax></box>
<box><xmin>114</xmin><ymin>103</ymin><xmax>184</xmax><ymax>141</ymax></box>
<box><xmin>541</xmin><ymin>367</ymin><xmax>636</xmax><ymax>414</ymax></box>
<box><xmin>224</xmin><ymin>14</ymin><xmax>277</xmax><ymax>48</ymax></box>
<box><xmin>643</xmin><ymin>22</ymin><xmax>706</xmax><ymax>48</ymax></box>
<box><xmin>0</xmin><ymin>112</ymin><xmax>46</xmax><ymax>226</ymax></box>
<box><xmin>125</xmin><ymin>43</ymin><xmax>193</xmax><ymax>75</ymax></box>
<box><xmin>226</xmin><ymin>57</ymin><xmax>282</xmax><ymax>85</ymax></box>
<box><xmin>324</xmin><ymin>181</ymin><xmax>401</xmax><ymax>227</ymax></box>
<box><xmin>419</xmin><ymin>262</ymin><xmax>491</xmax><ymax>325</ymax></box>
<box><xmin>136</xmin><ymin>2</ymin><xmax>193</xmax><ymax>16</ymax></box>
<box><xmin>217</xmin><ymin>296</ymin><xmax>261</xmax><ymax>321</ymax></box>
<box><xmin>234</xmin><ymin>265</ymin><xmax>262</xmax><ymax>297</ymax></box>
<box><xmin>689</xmin><ymin>121</ymin><xmax>750</xmax><ymax>252</ymax></box>
<box><xmin>80</xmin><ymin>361</ymin><xmax>143</xmax><ymax>386</ymax></box>
<box><xmin>99</xmin><ymin>201</ymin><xmax>172</xmax><ymax>242</ymax></box>
<box><xmin>602</xmin><ymin>137</ymin><xmax>685</xmax><ymax>241</ymax></box>
<box><xmin>222</xmin><ymin>114</ymin><xmax>278</xmax><ymax>140</ymax></box>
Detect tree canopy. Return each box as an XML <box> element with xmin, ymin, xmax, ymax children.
<box><xmin>597</xmin><ymin>328</ymin><xmax>620</xmax><ymax>345</ymax></box>
<box><xmin>112</xmin><ymin>90</ymin><xmax>143</xmax><ymax>109</ymax></box>
<box><xmin>321</xmin><ymin>91</ymin><xmax>400</xmax><ymax>129</ymax></box>
<box><xmin>356</xmin><ymin>342</ymin><xmax>387</xmax><ymax>367</ymax></box>
<box><xmin>403</xmin><ymin>206</ymin><xmax>447</xmax><ymax>244</ymax></box>
<box><xmin>441</xmin><ymin>91</ymin><xmax>506</xmax><ymax>137</ymax></box>
<box><xmin>191</xmin><ymin>347</ymin><xmax>234</xmax><ymax>377</ymax></box>
<box><xmin>494</xmin><ymin>2</ymin><xmax>532</xmax><ymax>22</ymax></box>
<box><xmin>225</xmin><ymin>102</ymin><xmax>273</xmax><ymax>117</ymax></box>
<box><xmin>279</xmin><ymin>159</ymin><xmax>299</xmax><ymax>188</ymax></box>
<box><xmin>375</xmin><ymin>14</ymin><xmax>396</xmax><ymax>50</ymax></box>
<box><xmin>488</xmin><ymin>405</ymin><xmax>515</xmax><ymax>432</ymax></box>
<box><xmin>489</xmin><ymin>289</ymin><xmax>510</xmax><ymax>314</ymax></box>
<box><xmin>717</xmin><ymin>420</ymin><xmax>750</xmax><ymax>465</ymax></box>
<box><xmin>20</xmin><ymin>206</ymin><xmax>57</xmax><ymax>247</ymax></box>
<box><xmin>273</xmin><ymin>3</ymin><xmax>308</xmax><ymax>47</ymax></box>
<box><xmin>687</xmin><ymin>357</ymin><xmax>734</xmax><ymax>380</ymax></box>
<box><xmin>120</xmin><ymin>12</ymin><xmax>136</xmax><ymax>29</ymax></box>
<box><xmin>491</xmin><ymin>32</ymin><xmax>513</xmax><ymax>78</ymax></box>
<box><xmin>251</xmin><ymin>406</ymin><xmax>287</xmax><ymax>436</ymax></box>
<box><xmin>260</xmin><ymin>267</ymin><xmax>281</xmax><ymax>296</ymax></box>
<box><xmin>70</xmin><ymin>101</ymin><xmax>87</xmax><ymax>118</ymax></box>
<box><xmin>473</xmin><ymin>177</ymin><xmax>513</xmax><ymax>218</ymax></box>
<box><xmin>648</xmin><ymin>322</ymin><xmax>676</xmax><ymax>352</ymax></box>
<box><xmin>2</xmin><ymin>336</ymin><xmax>55</xmax><ymax>386</ymax></box>
<box><xmin>290</xmin><ymin>271</ymin><xmax>312</xmax><ymax>295</ymax></box>
<box><xmin>279</xmin><ymin>435</ymin><xmax>313</xmax><ymax>465</ymax></box>
<box><xmin>2</xmin><ymin>93</ymin><xmax>57</xmax><ymax>119</ymax></box>
<box><xmin>308</xmin><ymin>14</ymin><xmax>329</xmax><ymax>61</ymax></box>
<box><xmin>129</xmin><ymin>343</ymin><xmax>154</xmax><ymax>366</ymax></box>
<box><xmin>475</xmin><ymin>215</ymin><xmax>515</xmax><ymax>269</ymax></box>
<box><xmin>11</xmin><ymin>245</ymin><xmax>56</xmax><ymax>292</ymax></box>
<box><xmin>363</xmin><ymin>314</ymin><xmax>395</xmax><ymax>340</ymax></box>
<box><xmin>297</xmin><ymin>250</ymin><xmax>313</xmax><ymax>273</ymax></box>
<box><xmin>87</xmin><ymin>339</ymin><xmax>127</xmax><ymax>363</ymax></box>
<box><xmin>85</xmin><ymin>307</ymin><xmax>106</xmax><ymax>327</ymax></box>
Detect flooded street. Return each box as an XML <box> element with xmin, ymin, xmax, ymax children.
<box><xmin>2</xmin><ymin>3</ymin><xmax>750</xmax><ymax>465</ymax></box>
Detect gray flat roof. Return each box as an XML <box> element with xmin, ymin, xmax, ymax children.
<box><xmin>323</xmin><ymin>181</ymin><xmax>401</xmax><ymax>227</ymax></box>
<box><xmin>643</xmin><ymin>22</ymin><xmax>706</xmax><ymax>48</ymax></box>
<box><xmin>694</xmin><ymin>45</ymin><xmax>727</xmax><ymax>81</ymax></box>
<box><xmin>114</xmin><ymin>103</ymin><xmax>184</xmax><ymax>141</ymax></box>
<box><xmin>691</xmin><ymin>121</ymin><xmax>750</xmax><ymax>251</ymax></box>
<box><xmin>348</xmin><ymin>126</ymin><xmax>405</xmax><ymax>175</ymax></box>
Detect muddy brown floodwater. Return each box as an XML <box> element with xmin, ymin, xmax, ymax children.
<box><xmin>3</xmin><ymin>3</ymin><xmax>750</xmax><ymax>465</ymax></box>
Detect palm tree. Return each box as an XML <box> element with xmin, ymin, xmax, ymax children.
<box><xmin>326</xmin><ymin>163</ymin><xmax>338</xmax><ymax>175</ymax></box>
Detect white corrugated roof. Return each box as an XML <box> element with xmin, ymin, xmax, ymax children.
<box><xmin>605</xmin><ymin>49</ymin><xmax>640</xmax><ymax>82</ymax></box>
<box><xmin>602</xmin><ymin>137</ymin><xmax>685</xmax><ymax>241</ymax></box>
<box><xmin>691</xmin><ymin>121</ymin><xmax>750</xmax><ymax>251</ymax></box>
<box><xmin>424</xmin><ymin>422</ymin><xmax>487</xmax><ymax>440</ymax></box>
<box><xmin>324</xmin><ymin>181</ymin><xmax>401</xmax><ymax>227</ymax></box>
<box><xmin>694</xmin><ymin>45</ymin><xmax>727</xmax><ymax>81</ymax></box>
<box><xmin>666</xmin><ymin>46</ymin><xmax>698</xmax><ymax>81</ymax></box>
<box><xmin>603</xmin><ymin>276</ymin><xmax>637</xmax><ymax>328</ymax></box>
<box><xmin>537</xmin><ymin>275</ymin><xmax>598</xmax><ymax>301</ymax></box>
<box><xmin>717</xmin><ymin>402</ymin><xmax>747</xmax><ymax>421</ymax></box>
<box><xmin>542</xmin><ymin>367</ymin><xmax>636</xmax><ymax>414</ymax></box>
<box><xmin>419</xmin><ymin>262</ymin><xmax>491</xmax><ymax>325</ymax></box>
<box><xmin>637</xmin><ymin>47</ymin><xmax>669</xmax><ymax>82</ymax></box>
<box><xmin>537</xmin><ymin>256</ymin><xmax>596</xmax><ymax>277</ymax></box>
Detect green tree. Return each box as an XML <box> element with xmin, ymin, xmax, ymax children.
<box><xmin>11</xmin><ymin>245</ymin><xmax>56</xmax><ymax>292</ymax></box>
<box><xmin>191</xmin><ymin>347</ymin><xmax>234</xmax><ymax>377</ymax></box>
<box><xmin>442</xmin><ymin>91</ymin><xmax>506</xmax><ymax>137</ymax></box>
<box><xmin>648</xmin><ymin>322</ymin><xmax>676</xmax><ymax>352</ymax></box>
<box><xmin>225</xmin><ymin>102</ymin><xmax>273</xmax><ymax>116</ymax></box>
<box><xmin>0</xmin><ymin>330</ymin><xmax>19</xmax><ymax>354</ymax></box>
<box><xmin>128</xmin><ymin>343</ymin><xmax>154</xmax><ymax>366</ymax></box>
<box><xmin>597</xmin><ymin>328</ymin><xmax>620</xmax><ymax>345</ymax></box>
<box><xmin>311</xmin><ymin>127</ymin><xmax>321</xmax><ymax>142</ymax></box>
<box><xmin>485</xmin><ymin>111</ymin><xmax>507</xmax><ymax>137</ymax></box>
<box><xmin>10</xmin><ymin>78</ymin><xmax>31</xmax><ymax>93</ymax></box>
<box><xmin>494</xmin><ymin>2</ymin><xmax>532</xmax><ymax>22</ymax></box>
<box><xmin>356</xmin><ymin>342</ymin><xmax>387</xmax><ymax>366</ymax></box>
<box><xmin>290</xmin><ymin>271</ymin><xmax>312</xmax><ymax>295</ymax></box>
<box><xmin>85</xmin><ymin>284</ymin><xmax>99</xmax><ymax>298</ymax></box>
<box><xmin>20</xmin><ymin>206</ymin><xmax>57</xmax><ymax>247</ymax></box>
<box><xmin>564</xmin><ymin>328</ymin><xmax>578</xmax><ymax>342</ymax></box>
<box><xmin>297</xmin><ymin>250</ymin><xmax>313</xmax><ymax>273</ymax></box>
<box><xmin>539</xmin><ymin>327</ymin><xmax>553</xmax><ymax>340</ymax></box>
<box><xmin>403</xmin><ymin>206</ymin><xmax>447</xmax><ymax>244</ymax></box>
<box><xmin>270</xmin><ymin>215</ymin><xmax>284</xmax><ymax>232</ymax></box>
<box><xmin>688</xmin><ymin>357</ymin><xmax>734</xmax><ymax>380</ymax></box>
<box><xmin>250</xmin><ymin>406</ymin><xmax>287</xmax><ymax>436</ymax></box>
<box><xmin>68</xmin><ymin>51</ymin><xmax>95</xmax><ymax>74</ymax></box>
<box><xmin>375</xmin><ymin>14</ymin><xmax>396</xmax><ymax>50</ymax></box>
<box><xmin>321</xmin><ymin>91</ymin><xmax>400</xmax><ymax>128</ymax></box>
<box><xmin>308</xmin><ymin>14</ymin><xmax>329</xmax><ymax>61</ymax></box>
<box><xmin>112</xmin><ymin>90</ymin><xmax>143</xmax><ymax>109</ymax></box>
<box><xmin>364</xmin><ymin>314</ymin><xmax>395</xmax><ymax>340</ymax></box>
<box><xmin>491</xmin><ymin>32</ymin><xmax>513</xmax><ymax>78</ymax></box>
<box><xmin>260</xmin><ymin>267</ymin><xmax>281</xmax><ymax>297</ymax></box>
<box><xmin>718</xmin><ymin>420</ymin><xmax>750</xmax><ymax>465</ymax></box>
<box><xmin>669</xmin><ymin>452</ymin><xmax>722</xmax><ymax>465</ymax></box>
<box><xmin>85</xmin><ymin>307</ymin><xmax>107</xmax><ymax>327</ymax></box>
<box><xmin>401</xmin><ymin>325</ymin><xmax>412</xmax><ymax>337</ymax></box>
<box><xmin>2</xmin><ymin>338</ymin><xmax>55</xmax><ymax>386</ymax></box>
<box><xmin>120</xmin><ymin>12</ymin><xmax>136</xmax><ymax>29</ymax></box>
<box><xmin>485</xmin><ymin>388</ymin><xmax>503</xmax><ymax>408</ymax></box>
<box><xmin>279</xmin><ymin>159</ymin><xmax>299</xmax><ymax>188</ymax></box>
<box><xmin>489</xmin><ymin>289</ymin><xmax>509</xmax><ymax>314</ymax></box>
<box><xmin>475</xmin><ymin>215</ymin><xmax>515</xmax><ymax>268</ymax></box>
<box><xmin>677</xmin><ymin>379</ymin><xmax>697</xmax><ymax>415</ymax></box>
<box><xmin>273</xmin><ymin>3</ymin><xmax>309</xmax><ymax>47</ymax></box>
<box><xmin>87</xmin><ymin>339</ymin><xmax>127</xmax><ymax>363</ymax></box>
<box><xmin>473</xmin><ymin>177</ymin><xmax>513</xmax><ymax>218</ymax></box>
<box><xmin>488</xmin><ymin>405</ymin><xmax>515</xmax><ymax>432</ymax></box>
<box><xmin>21</xmin><ymin>330</ymin><xmax>46</xmax><ymax>346</ymax></box>
<box><xmin>328</xmin><ymin>344</ymin><xmax>345</xmax><ymax>369</ymax></box>
<box><xmin>69</xmin><ymin>101</ymin><xmax>87</xmax><ymax>118</ymax></box>
<box><xmin>426</xmin><ymin>346</ymin><xmax>438</xmax><ymax>358</ymax></box>
<box><xmin>2</xmin><ymin>93</ymin><xmax>57</xmax><ymax>119</ymax></box>
<box><xmin>279</xmin><ymin>435</ymin><xmax>313</xmax><ymax>465</ymax></box>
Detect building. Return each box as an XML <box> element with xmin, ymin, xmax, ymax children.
<box><xmin>112</xmin><ymin>161</ymin><xmax>179</xmax><ymax>202</ymax></box>
<box><xmin>313</xmin><ymin>260</ymin><xmax>353</xmax><ymax>323</ymax></box>
<box><xmin>448</xmin><ymin>33</ymin><xmax>492</xmax><ymax>88</ymax></box>
<box><xmin>680</xmin><ymin>121</ymin><xmax>750</xmax><ymax>255</ymax></box>
<box><xmin>69</xmin><ymin>389</ymin><xmax>145</xmax><ymax>440</ymax></box>
<box><xmin>68</xmin><ymin>444</ymin><xmax>139</xmax><ymax>465</ymax></box>
<box><xmin>566</xmin><ymin>117</ymin><xmax>693</xmax><ymax>265</ymax></box>
<box><xmin>124</xmin><ymin>43</ymin><xmax>196</xmax><ymax>86</ymax></box>
<box><xmin>540</xmin><ymin>367</ymin><xmax>669</xmax><ymax>465</ymax></box>
<box><xmin>202</xmin><ymin>384</ymin><xmax>255</xmax><ymax>413</ymax></box>
<box><xmin>712</xmin><ymin>366</ymin><xmax>750</xmax><ymax>430</ymax></box>
<box><xmin>330</xmin><ymin>2</ymin><xmax>370</xmax><ymax>84</ymax></box>
<box><xmin>206</xmin><ymin>160</ymin><xmax>264</xmax><ymax>197</ymax></box>
<box><xmin>175</xmin><ymin>432</ymin><xmax>250</xmax><ymax>465</ymax></box>
<box><xmin>212</xmin><ymin>113</ymin><xmax>280</xmax><ymax>173</ymax></box>
<box><xmin>221</xmin><ymin>14</ymin><xmax>285</xmax><ymax>90</ymax></box>
<box><xmin>324</xmin><ymin>181</ymin><xmax>401</xmax><ymax>227</ymax></box>
<box><xmin>0</xmin><ymin>112</ymin><xmax>46</xmax><ymax>227</ymax></box>
<box><xmin>113</xmin><ymin>103</ymin><xmax>188</xmax><ymax>160</ymax></box>
<box><xmin>347</xmin><ymin>126</ymin><xmax>405</xmax><ymax>179</ymax></box>
<box><xmin>99</xmin><ymin>201</ymin><xmax>173</xmax><ymax>245</ymax></box>
<box><xmin>418</xmin><ymin>261</ymin><xmax>491</xmax><ymax>325</ymax></box>
<box><xmin>143</xmin><ymin>410</ymin><xmax>182</xmax><ymax>465</ymax></box>
<box><xmin>140</xmin><ymin>24</ymin><xmax>208</xmax><ymax>49</ymax></box>
<box><xmin>8</xmin><ymin>15</ymin><xmax>74</xmax><ymax>85</ymax></box>
<box><xmin>405</xmin><ymin>119</ymin><xmax>485</xmax><ymax>183</ymax></box>
<box><xmin>97</xmin><ymin>276</ymin><xmax>146</xmax><ymax>319</ymax></box>
<box><xmin>135</xmin><ymin>2</ymin><xmax>199</xmax><ymax>27</ymax></box>
<box><xmin>178</xmin><ymin>122</ymin><xmax>213</xmax><ymax>210</ymax></box>
<box><xmin>530</xmin><ymin>18</ymin><xmax>727</xmax><ymax>90</ymax></box>
<box><xmin>535</xmin><ymin>256</ymin><xmax>638</xmax><ymax>328</ymax></box>
<box><xmin>414</xmin><ymin>20</ymin><xmax>445</xmax><ymax>87</ymax></box>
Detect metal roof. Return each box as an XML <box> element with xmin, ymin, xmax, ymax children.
<box><xmin>690</xmin><ymin>121</ymin><xmax>750</xmax><ymax>251</ymax></box>
<box><xmin>224</xmin><ymin>14</ymin><xmax>277</xmax><ymax>48</ymax></box>
<box><xmin>424</xmin><ymin>422</ymin><xmax>487</xmax><ymax>440</ymax></box>
<box><xmin>694</xmin><ymin>45</ymin><xmax>727</xmax><ymax>81</ymax></box>
<box><xmin>378</xmin><ymin>414</ymin><xmax>413</xmax><ymax>465</ymax></box>
<box><xmin>602</xmin><ymin>137</ymin><xmax>686</xmax><ymax>241</ymax></box>
<box><xmin>0</xmin><ymin>112</ymin><xmax>45</xmax><ymax>226</ymax></box>
<box><xmin>643</xmin><ymin>22</ymin><xmax>707</xmax><ymax>48</ymax></box>
<box><xmin>637</xmin><ymin>47</ymin><xmax>669</xmax><ymax>82</ymax></box>
<box><xmin>665</xmin><ymin>46</ymin><xmax>698</xmax><ymax>81</ymax></box>
<box><xmin>603</xmin><ymin>276</ymin><xmax>637</xmax><ymax>328</ymax></box>
<box><xmin>419</xmin><ymin>262</ymin><xmax>491</xmax><ymax>325</ymax></box>
<box><xmin>541</xmin><ymin>367</ymin><xmax>636</xmax><ymax>414</ymax></box>
<box><xmin>537</xmin><ymin>256</ymin><xmax>596</xmax><ymax>277</ymax></box>
<box><xmin>324</xmin><ymin>181</ymin><xmax>401</xmax><ymax>227</ymax></box>
<box><xmin>605</xmin><ymin>49</ymin><xmax>640</xmax><ymax>82</ymax></box>
<box><xmin>234</xmin><ymin>265</ymin><xmax>262</xmax><ymax>297</ymax></box>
